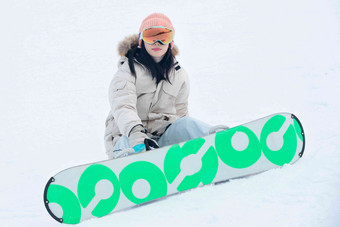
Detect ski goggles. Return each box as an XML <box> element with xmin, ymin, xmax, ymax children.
<box><xmin>139</xmin><ymin>26</ymin><xmax>174</xmax><ymax>45</ymax></box>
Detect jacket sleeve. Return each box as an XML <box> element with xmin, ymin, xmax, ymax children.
<box><xmin>175</xmin><ymin>69</ymin><xmax>190</xmax><ymax>118</ymax></box>
<box><xmin>108</xmin><ymin>67</ymin><xmax>142</xmax><ymax>136</ymax></box>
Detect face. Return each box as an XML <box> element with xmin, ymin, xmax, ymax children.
<box><xmin>144</xmin><ymin>41</ymin><xmax>170</xmax><ymax>58</ymax></box>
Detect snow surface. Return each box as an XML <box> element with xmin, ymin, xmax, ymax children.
<box><xmin>1</xmin><ymin>0</ymin><xmax>340</xmax><ymax>226</ymax></box>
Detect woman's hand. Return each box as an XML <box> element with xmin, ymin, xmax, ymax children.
<box><xmin>129</xmin><ymin>125</ymin><xmax>159</xmax><ymax>152</ymax></box>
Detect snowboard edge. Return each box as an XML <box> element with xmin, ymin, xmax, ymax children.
<box><xmin>43</xmin><ymin>177</ymin><xmax>63</xmax><ymax>223</ymax></box>
<box><xmin>291</xmin><ymin>113</ymin><xmax>305</xmax><ymax>158</ymax></box>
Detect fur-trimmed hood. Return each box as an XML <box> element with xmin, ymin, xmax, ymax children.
<box><xmin>117</xmin><ymin>34</ymin><xmax>179</xmax><ymax>57</ymax></box>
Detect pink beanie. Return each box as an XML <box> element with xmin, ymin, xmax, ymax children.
<box><xmin>138</xmin><ymin>13</ymin><xmax>175</xmax><ymax>47</ymax></box>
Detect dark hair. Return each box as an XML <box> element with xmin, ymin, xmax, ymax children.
<box><xmin>126</xmin><ymin>41</ymin><xmax>175</xmax><ymax>85</ymax></box>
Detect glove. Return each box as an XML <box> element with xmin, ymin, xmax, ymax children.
<box><xmin>129</xmin><ymin>125</ymin><xmax>159</xmax><ymax>153</ymax></box>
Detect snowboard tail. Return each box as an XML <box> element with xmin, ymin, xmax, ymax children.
<box><xmin>43</xmin><ymin>113</ymin><xmax>305</xmax><ymax>224</ymax></box>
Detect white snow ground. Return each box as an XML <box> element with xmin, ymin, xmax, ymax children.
<box><xmin>1</xmin><ymin>0</ymin><xmax>340</xmax><ymax>226</ymax></box>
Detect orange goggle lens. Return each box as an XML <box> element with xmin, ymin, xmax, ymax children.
<box><xmin>141</xmin><ymin>27</ymin><xmax>173</xmax><ymax>45</ymax></box>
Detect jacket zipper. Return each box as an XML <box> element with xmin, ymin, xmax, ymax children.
<box><xmin>146</xmin><ymin>102</ymin><xmax>152</xmax><ymax>128</ymax></box>
<box><xmin>146</xmin><ymin>82</ymin><xmax>160</xmax><ymax>133</ymax></box>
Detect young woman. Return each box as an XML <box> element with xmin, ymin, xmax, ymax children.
<box><xmin>104</xmin><ymin>13</ymin><xmax>227</xmax><ymax>159</ymax></box>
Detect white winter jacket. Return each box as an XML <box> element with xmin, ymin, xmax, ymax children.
<box><xmin>104</xmin><ymin>35</ymin><xmax>189</xmax><ymax>157</ymax></box>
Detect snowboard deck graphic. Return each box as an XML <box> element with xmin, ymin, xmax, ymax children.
<box><xmin>43</xmin><ymin>113</ymin><xmax>305</xmax><ymax>224</ymax></box>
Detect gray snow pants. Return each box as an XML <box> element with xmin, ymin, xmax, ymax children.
<box><xmin>112</xmin><ymin>117</ymin><xmax>211</xmax><ymax>157</ymax></box>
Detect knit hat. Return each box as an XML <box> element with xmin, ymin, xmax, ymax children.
<box><xmin>138</xmin><ymin>13</ymin><xmax>175</xmax><ymax>48</ymax></box>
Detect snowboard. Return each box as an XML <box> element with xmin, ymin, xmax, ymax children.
<box><xmin>43</xmin><ymin>113</ymin><xmax>305</xmax><ymax>224</ymax></box>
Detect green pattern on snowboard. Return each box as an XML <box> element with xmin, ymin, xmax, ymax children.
<box><xmin>119</xmin><ymin>161</ymin><xmax>167</xmax><ymax>204</ymax></box>
<box><xmin>78</xmin><ymin>164</ymin><xmax>120</xmax><ymax>217</ymax></box>
<box><xmin>46</xmin><ymin>184</ymin><xmax>81</xmax><ymax>224</ymax></box>
<box><xmin>215</xmin><ymin>126</ymin><xmax>261</xmax><ymax>168</ymax></box>
<box><xmin>164</xmin><ymin>138</ymin><xmax>219</xmax><ymax>191</ymax></box>
<box><xmin>44</xmin><ymin>113</ymin><xmax>305</xmax><ymax>224</ymax></box>
<box><xmin>260</xmin><ymin>115</ymin><xmax>297</xmax><ymax>166</ymax></box>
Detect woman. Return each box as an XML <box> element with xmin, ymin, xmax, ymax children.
<box><xmin>104</xmin><ymin>13</ymin><xmax>227</xmax><ymax>159</ymax></box>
